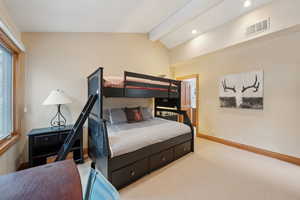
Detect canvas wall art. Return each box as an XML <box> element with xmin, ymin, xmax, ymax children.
<box><xmin>219</xmin><ymin>70</ymin><xmax>263</xmax><ymax>109</ymax></box>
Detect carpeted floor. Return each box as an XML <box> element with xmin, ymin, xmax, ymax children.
<box><xmin>78</xmin><ymin>138</ymin><xmax>300</xmax><ymax>200</ymax></box>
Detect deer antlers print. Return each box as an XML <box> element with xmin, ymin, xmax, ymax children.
<box><xmin>222</xmin><ymin>75</ymin><xmax>260</xmax><ymax>93</ymax></box>
<box><xmin>222</xmin><ymin>79</ymin><xmax>236</xmax><ymax>93</ymax></box>
<box><xmin>220</xmin><ymin>71</ymin><xmax>263</xmax><ymax>109</ymax></box>
<box><xmin>242</xmin><ymin>75</ymin><xmax>260</xmax><ymax>93</ymax></box>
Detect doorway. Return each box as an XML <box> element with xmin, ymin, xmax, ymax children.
<box><xmin>176</xmin><ymin>75</ymin><xmax>200</xmax><ymax>135</ymax></box>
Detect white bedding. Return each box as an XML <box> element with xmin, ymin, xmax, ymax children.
<box><xmin>107</xmin><ymin>118</ymin><xmax>191</xmax><ymax>157</ymax></box>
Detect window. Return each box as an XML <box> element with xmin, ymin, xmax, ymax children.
<box><xmin>0</xmin><ymin>44</ymin><xmax>13</xmax><ymax>139</ymax></box>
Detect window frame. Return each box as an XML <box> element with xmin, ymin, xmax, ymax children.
<box><xmin>0</xmin><ymin>44</ymin><xmax>14</xmax><ymax>140</ymax></box>
<box><xmin>0</xmin><ymin>28</ymin><xmax>22</xmax><ymax>155</ymax></box>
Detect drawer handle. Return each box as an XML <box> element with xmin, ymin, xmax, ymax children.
<box><xmin>44</xmin><ymin>137</ymin><xmax>49</xmax><ymax>141</ymax></box>
<box><xmin>130</xmin><ymin>170</ymin><xmax>135</xmax><ymax>177</ymax></box>
<box><xmin>161</xmin><ymin>156</ymin><xmax>166</xmax><ymax>162</ymax></box>
<box><xmin>183</xmin><ymin>147</ymin><xmax>187</xmax><ymax>151</ymax></box>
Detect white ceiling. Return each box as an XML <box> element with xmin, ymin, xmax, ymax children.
<box><xmin>4</xmin><ymin>0</ymin><xmax>191</xmax><ymax>33</ymax></box>
<box><xmin>4</xmin><ymin>0</ymin><xmax>275</xmax><ymax>48</ymax></box>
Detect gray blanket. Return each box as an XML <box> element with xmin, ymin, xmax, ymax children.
<box><xmin>107</xmin><ymin>118</ymin><xmax>191</xmax><ymax>157</ymax></box>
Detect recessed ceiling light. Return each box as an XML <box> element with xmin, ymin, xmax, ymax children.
<box><xmin>244</xmin><ymin>0</ymin><xmax>252</xmax><ymax>8</ymax></box>
<box><xmin>192</xmin><ymin>30</ymin><xmax>198</xmax><ymax>34</ymax></box>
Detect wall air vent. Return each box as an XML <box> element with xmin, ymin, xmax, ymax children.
<box><xmin>246</xmin><ymin>18</ymin><xmax>270</xmax><ymax>36</ymax></box>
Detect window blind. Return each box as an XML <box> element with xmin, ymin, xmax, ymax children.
<box><xmin>0</xmin><ymin>44</ymin><xmax>13</xmax><ymax>139</ymax></box>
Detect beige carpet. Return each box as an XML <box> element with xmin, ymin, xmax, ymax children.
<box><xmin>78</xmin><ymin>139</ymin><xmax>300</xmax><ymax>200</ymax></box>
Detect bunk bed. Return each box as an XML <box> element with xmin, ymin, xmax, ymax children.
<box><xmin>87</xmin><ymin>67</ymin><xmax>194</xmax><ymax>189</ymax></box>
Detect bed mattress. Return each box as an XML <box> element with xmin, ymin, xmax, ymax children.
<box><xmin>104</xmin><ymin>76</ymin><xmax>176</xmax><ymax>91</ymax></box>
<box><xmin>107</xmin><ymin>118</ymin><xmax>191</xmax><ymax>158</ymax></box>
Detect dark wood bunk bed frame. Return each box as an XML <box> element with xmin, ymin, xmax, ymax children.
<box><xmin>87</xmin><ymin>67</ymin><xmax>194</xmax><ymax>189</ymax></box>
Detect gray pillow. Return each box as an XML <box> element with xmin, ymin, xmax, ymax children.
<box><xmin>141</xmin><ymin>107</ymin><xmax>153</xmax><ymax>121</ymax></box>
<box><xmin>109</xmin><ymin>108</ymin><xmax>127</xmax><ymax>125</ymax></box>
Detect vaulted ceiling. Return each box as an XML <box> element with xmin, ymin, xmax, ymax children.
<box><xmin>4</xmin><ymin>0</ymin><xmax>275</xmax><ymax>48</ymax></box>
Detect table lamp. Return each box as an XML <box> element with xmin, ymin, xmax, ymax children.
<box><xmin>42</xmin><ymin>89</ymin><xmax>72</xmax><ymax>127</ymax></box>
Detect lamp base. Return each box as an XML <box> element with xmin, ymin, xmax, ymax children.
<box><xmin>50</xmin><ymin>104</ymin><xmax>67</xmax><ymax>128</ymax></box>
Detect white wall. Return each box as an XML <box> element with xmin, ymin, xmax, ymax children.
<box><xmin>170</xmin><ymin>0</ymin><xmax>300</xmax><ymax>65</ymax></box>
<box><xmin>0</xmin><ymin>144</ymin><xmax>20</xmax><ymax>175</ymax></box>
<box><xmin>173</xmin><ymin>27</ymin><xmax>300</xmax><ymax>158</ymax></box>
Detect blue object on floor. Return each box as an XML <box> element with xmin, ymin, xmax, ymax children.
<box><xmin>84</xmin><ymin>168</ymin><xmax>120</xmax><ymax>200</ymax></box>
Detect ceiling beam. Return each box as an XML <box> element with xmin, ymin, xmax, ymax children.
<box><xmin>149</xmin><ymin>0</ymin><xmax>223</xmax><ymax>41</ymax></box>
<box><xmin>161</xmin><ymin>0</ymin><xmax>275</xmax><ymax>49</ymax></box>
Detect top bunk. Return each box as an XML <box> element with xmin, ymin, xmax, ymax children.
<box><xmin>86</xmin><ymin>67</ymin><xmax>182</xmax><ymax>121</ymax></box>
<box><xmin>102</xmin><ymin>69</ymin><xmax>181</xmax><ymax>98</ymax></box>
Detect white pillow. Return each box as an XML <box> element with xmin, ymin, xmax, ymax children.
<box><xmin>141</xmin><ymin>107</ymin><xmax>153</xmax><ymax>121</ymax></box>
<box><xmin>109</xmin><ymin>108</ymin><xmax>127</xmax><ymax>124</ymax></box>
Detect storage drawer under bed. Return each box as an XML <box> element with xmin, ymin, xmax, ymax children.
<box><xmin>174</xmin><ymin>141</ymin><xmax>192</xmax><ymax>160</ymax></box>
<box><xmin>149</xmin><ymin>148</ymin><xmax>174</xmax><ymax>171</ymax></box>
<box><xmin>111</xmin><ymin>158</ymin><xmax>148</xmax><ymax>189</ymax></box>
<box><xmin>109</xmin><ymin>139</ymin><xmax>193</xmax><ymax>189</ymax></box>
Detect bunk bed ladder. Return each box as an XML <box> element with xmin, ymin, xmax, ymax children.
<box><xmin>55</xmin><ymin>94</ymin><xmax>98</xmax><ymax>161</ymax></box>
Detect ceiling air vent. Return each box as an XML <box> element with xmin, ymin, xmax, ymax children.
<box><xmin>246</xmin><ymin>18</ymin><xmax>270</xmax><ymax>36</ymax></box>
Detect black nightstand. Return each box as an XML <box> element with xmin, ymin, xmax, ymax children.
<box><xmin>28</xmin><ymin>125</ymin><xmax>84</xmax><ymax>167</ymax></box>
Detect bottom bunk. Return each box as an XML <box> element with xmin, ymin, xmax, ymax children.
<box><xmin>88</xmin><ymin>109</ymin><xmax>194</xmax><ymax>189</ymax></box>
<box><xmin>109</xmin><ymin>133</ymin><xmax>193</xmax><ymax>189</ymax></box>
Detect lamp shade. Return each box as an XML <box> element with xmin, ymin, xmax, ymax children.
<box><xmin>42</xmin><ymin>89</ymin><xmax>72</xmax><ymax>105</ymax></box>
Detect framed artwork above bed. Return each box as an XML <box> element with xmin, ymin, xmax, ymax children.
<box><xmin>219</xmin><ymin>70</ymin><xmax>264</xmax><ymax>110</ymax></box>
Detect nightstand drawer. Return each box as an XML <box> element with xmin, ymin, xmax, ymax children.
<box><xmin>34</xmin><ymin>133</ymin><xmax>58</xmax><ymax>146</ymax></box>
<box><xmin>60</xmin><ymin>132</ymin><xmax>69</xmax><ymax>142</ymax></box>
<box><xmin>28</xmin><ymin>125</ymin><xmax>83</xmax><ymax>168</ymax></box>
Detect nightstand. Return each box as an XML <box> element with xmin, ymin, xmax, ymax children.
<box><xmin>28</xmin><ymin>125</ymin><xmax>84</xmax><ymax>167</ymax></box>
